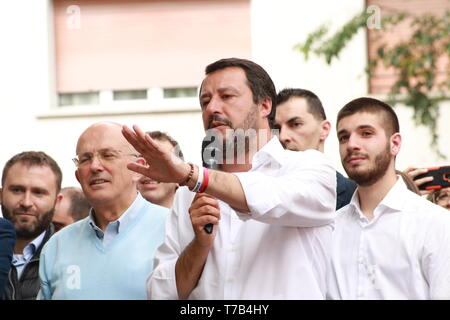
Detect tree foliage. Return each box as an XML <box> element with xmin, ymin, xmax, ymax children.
<box><xmin>295</xmin><ymin>7</ymin><xmax>450</xmax><ymax>158</ymax></box>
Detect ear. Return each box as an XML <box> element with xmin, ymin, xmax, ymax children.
<box><xmin>55</xmin><ymin>192</ymin><xmax>63</xmax><ymax>207</ymax></box>
<box><xmin>320</xmin><ymin>120</ymin><xmax>331</xmax><ymax>142</ymax></box>
<box><xmin>259</xmin><ymin>97</ymin><xmax>273</xmax><ymax>119</ymax></box>
<box><xmin>390</xmin><ymin>132</ymin><xmax>402</xmax><ymax>156</ymax></box>
<box><xmin>75</xmin><ymin>170</ymin><xmax>80</xmax><ymax>184</ymax></box>
<box><xmin>0</xmin><ymin>187</ymin><xmax>2</xmax><ymax>205</ymax></box>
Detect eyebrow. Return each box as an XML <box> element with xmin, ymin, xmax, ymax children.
<box><xmin>337</xmin><ymin>124</ymin><xmax>375</xmax><ymax>136</ymax></box>
<box><xmin>286</xmin><ymin>117</ymin><xmax>302</xmax><ymax>124</ymax></box>
<box><xmin>199</xmin><ymin>86</ymin><xmax>239</xmax><ymax>100</ymax></box>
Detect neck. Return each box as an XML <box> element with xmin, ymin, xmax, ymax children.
<box><xmin>14</xmin><ymin>238</ymin><xmax>33</xmax><ymax>254</ymax></box>
<box><xmin>158</xmin><ymin>194</ymin><xmax>175</xmax><ymax>209</ymax></box>
<box><xmin>92</xmin><ymin>192</ymin><xmax>137</xmax><ymax>230</ymax></box>
<box><xmin>356</xmin><ymin>168</ymin><xmax>398</xmax><ymax>221</ymax></box>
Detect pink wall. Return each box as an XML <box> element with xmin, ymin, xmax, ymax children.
<box><xmin>54</xmin><ymin>0</ymin><xmax>251</xmax><ymax>93</ymax></box>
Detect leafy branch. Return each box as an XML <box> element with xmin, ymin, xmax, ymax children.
<box><xmin>295</xmin><ymin>7</ymin><xmax>450</xmax><ymax>158</ymax></box>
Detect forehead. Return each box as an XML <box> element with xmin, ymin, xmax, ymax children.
<box><xmin>3</xmin><ymin>162</ymin><xmax>57</xmax><ymax>190</ymax></box>
<box><xmin>76</xmin><ymin>124</ymin><xmax>131</xmax><ymax>154</ymax></box>
<box><xmin>200</xmin><ymin>67</ymin><xmax>249</xmax><ymax>94</ymax></box>
<box><xmin>337</xmin><ymin>112</ymin><xmax>384</xmax><ymax>131</ymax></box>
<box><xmin>276</xmin><ymin>97</ymin><xmax>315</xmax><ymax>121</ymax></box>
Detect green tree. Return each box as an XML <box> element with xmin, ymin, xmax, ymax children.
<box><xmin>295</xmin><ymin>6</ymin><xmax>450</xmax><ymax>158</ymax></box>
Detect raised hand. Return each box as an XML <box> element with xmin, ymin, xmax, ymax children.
<box><xmin>404</xmin><ymin>167</ymin><xmax>433</xmax><ymax>196</ymax></box>
<box><xmin>122</xmin><ymin>124</ymin><xmax>189</xmax><ymax>184</ymax></box>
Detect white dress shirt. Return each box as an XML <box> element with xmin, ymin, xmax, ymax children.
<box><xmin>328</xmin><ymin>177</ymin><xmax>450</xmax><ymax>300</ymax></box>
<box><xmin>148</xmin><ymin>137</ymin><xmax>337</xmax><ymax>299</ymax></box>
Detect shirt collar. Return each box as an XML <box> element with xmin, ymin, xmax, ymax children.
<box><xmin>88</xmin><ymin>193</ymin><xmax>145</xmax><ymax>237</ymax></box>
<box><xmin>22</xmin><ymin>230</ymin><xmax>46</xmax><ymax>260</ymax></box>
<box><xmin>250</xmin><ymin>136</ymin><xmax>285</xmax><ymax>171</ymax></box>
<box><xmin>348</xmin><ymin>176</ymin><xmax>406</xmax><ymax>222</ymax></box>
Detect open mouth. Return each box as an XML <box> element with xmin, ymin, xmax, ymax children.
<box><xmin>89</xmin><ymin>178</ymin><xmax>110</xmax><ymax>186</ymax></box>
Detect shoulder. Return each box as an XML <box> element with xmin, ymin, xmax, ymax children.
<box><xmin>43</xmin><ymin>218</ymin><xmax>89</xmax><ymax>249</ymax></box>
<box><xmin>0</xmin><ymin>217</ymin><xmax>14</xmax><ymax>231</ymax></box>
<box><xmin>408</xmin><ymin>191</ymin><xmax>449</xmax><ymax>216</ymax></box>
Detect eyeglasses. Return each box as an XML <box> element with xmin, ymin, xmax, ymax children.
<box><xmin>73</xmin><ymin>149</ymin><xmax>139</xmax><ymax>168</ymax></box>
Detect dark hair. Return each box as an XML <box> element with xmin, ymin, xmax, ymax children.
<box><xmin>203</xmin><ymin>58</ymin><xmax>277</xmax><ymax>128</ymax></box>
<box><xmin>276</xmin><ymin>88</ymin><xmax>327</xmax><ymax>121</ymax></box>
<box><xmin>61</xmin><ymin>187</ymin><xmax>90</xmax><ymax>221</ymax></box>
<box><xmin>337</xmin><ymin>97</ymin><xmax>400</xmax><ymax>136</ymax></box>
<box><xmin>146</xmin><ymin>131</ymin><xmax>184</xmax><ymax>161</ymax></box>
<box><xmin>2</xmin><ymin>151</ymin><xmax>62</xmax><ymax>193</ymax></box>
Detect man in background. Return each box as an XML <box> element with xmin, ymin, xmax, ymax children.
<box><xmin>274</xmin><ymin>88</ymin><xmax>356</xmax><ymax>210</ymax></box>
<box><xmin>137</xmin><ymin>131</ymin><xmax>184</xmax><ymax>209</ymax></box>
<box><xmin>52</xmin><ymin>186</ymin><xmax>90</xmax><ymax>232</ymax></box>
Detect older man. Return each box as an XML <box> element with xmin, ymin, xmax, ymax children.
<box><xmin>38</xmin><ymin>122</ymin><xmax>167</xmax><ymax>300</ymax></box>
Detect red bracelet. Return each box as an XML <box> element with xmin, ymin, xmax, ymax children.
<box><xmin>198</xmin><ymin>168</ymin><xmax>209</xmax><ymax>193</ymax></box>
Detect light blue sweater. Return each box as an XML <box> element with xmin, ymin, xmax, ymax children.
<box><xmin>38</xmin><ymin>195</ymin><xmax>167</xmax><ymax>300</ymax></box>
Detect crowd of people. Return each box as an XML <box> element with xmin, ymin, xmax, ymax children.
<box><xmin>0</xmin><ymin>58</ymin><xmax>449</xmax><ymax>300</ymax></box>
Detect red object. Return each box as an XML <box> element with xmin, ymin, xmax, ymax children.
<box><xmin>198</xmin><ymin>168</ymin><xmax>209</xmax><ymax>193</ymax></box>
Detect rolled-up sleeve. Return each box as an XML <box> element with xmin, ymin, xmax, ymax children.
<box><xmin>234</xmin><ymin>149</ymin><xmax>336</xmax><ymax>227</ymax></box>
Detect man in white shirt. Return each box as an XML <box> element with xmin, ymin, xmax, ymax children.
<box><xmin>329</xmin><ymin>97</ymin><xmax>450</xmax><ymax>300</ymax></box>
<box><xmin>122</xmin><ymin>58</ymin><xmax>337</xmax><ymax>299</ymax></box>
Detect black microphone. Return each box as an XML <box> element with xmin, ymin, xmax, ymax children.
<box><xmin>201</xmin><ymin>132</ymin><xmax>221</xmax><ymax>234</ymax></box>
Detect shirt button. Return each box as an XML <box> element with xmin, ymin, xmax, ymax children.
<box><xmin>357</xmin><ymin>290</ymin><xmax>364</xmax><ymax>297</ymax></box>
<box><xmin>227</xmin><ymin>278</ymin><xmax>234</xmax><ymax>282</ymax></box>
<box><xmin>358</xmin><ymin>258</ymin><xmax>364</xmax><ymax>264</ymax></box>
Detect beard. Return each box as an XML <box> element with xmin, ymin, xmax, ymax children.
<box><xmin>343</xmin><ymin>142</ymin><xmax>392</xmax><ymax>187</ymax></box>
<box><xmin>207</xmin><ymin>104</ymin><xmax>259</xmax><ymax>165</ymax></box>
<box><xmin>1</xmin><ymin>204</ymin><xmax>54</xmax><ymax>240</ymax></box>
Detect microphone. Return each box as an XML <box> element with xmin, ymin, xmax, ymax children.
<box><xmin>201</xmin><ymin>132</ymin><xmax>221</xmax><ymax>234</ymax></box>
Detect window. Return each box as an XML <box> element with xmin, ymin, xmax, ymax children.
<box><xmin>163</xmin><ymin>87</ymin><xmax>198</xmax><ymax>99</ymax></box>
<box><xmin>113</xmin><ymin>90</ymin><xmax>147</xmax><ymax>101</ymax></box>
<box><xmin>58</xmin><ymin>92</ymin><xmax>99</xmax><ymax>106</ymax></box>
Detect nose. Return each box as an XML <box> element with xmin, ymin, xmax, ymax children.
<box><xmin>20</xmin><ymin>191</ymin><xmax>33</xmax><ymax>208</ymax></box>
<box><xmin>89</xmin><ymin>154</ymin><xmax>104</xmax><ymax>172</ymax></box>
<box><xmin>278</xmin><ymin>126</ymin><xmax>291</xmax><ymax>145</ymax></box>
<box><xmin>346</xmin><ymin>134</ymin><xmax>360</xmax><ymax>152</ymax></box>
<box><xmin>204</xmin><ymin>95</ymin><xmax>224</xmax><ymax>116</ymax></box>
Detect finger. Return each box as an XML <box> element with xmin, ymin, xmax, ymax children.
<box><xmin>420</xmin><ymin>190</ymin><xmax>433</xmax><ymax>196</ymax></box>
<box><xmin>190</xmin><ymin>195</ymin><xmax>219</xmax><ymax>211</ymax></box>
<box><xmin>413</xmin><ymin>176</ymin><xmax>433</xmax><ymax>186</ymax></box>
<box><xmin>192</xmin><ymin>215</ymin><xmax>220</xmax><ymax>231</ymax></box>
<box><xmin>403</xmin><ymin>167</ymin><xmax>416</xmax><ymax>173</ymax></box>
<box><xmin>127</xmin><ymin>162</ymin><xmax>153</xmax><ymax>177</ymax></box>
<box><xmin>190</xmin><ymin>204</ymin><xmax>221</xmax><ymax>219</ymax></box>
<box><xmin>122</xmin><ymin>125</ymin><xmax>148</xmax><ymax>155</ymax></box>
<box><xmin>407</xmin><ymin>168</ymin><xmax>428</xmax><ymax>179</ymax></box>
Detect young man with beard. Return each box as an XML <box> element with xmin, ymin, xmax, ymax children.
<box><xmin>38</xmin><ymin>122</ymin><xmax>167</xmax><ymax>299</ymax></box>
<box><xmin>122</xmin><ymin>58</ymin><xmax>337</xmax><ymax>299</ymax></box>
<box><xmin>137</xmin><ymin>131</ymin><xmax>183</xmax><ymax>209</ymax></box>
<box><xmin>0</xmin><ymin>151</ymin><xmax>62</xmax><ymax>300</ymax></box>
<box><xmin>274</xmin><ymin>88</ymin><xmax>356</xmax><ymax>210</ymax></box>
<box><xmin>328</xmin><ymin>97</ymin><xmax>450</xmax><ymax>299</ymax></box>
